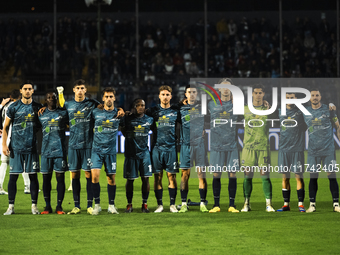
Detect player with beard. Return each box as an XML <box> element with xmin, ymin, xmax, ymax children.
<box><xmin>3</xmin><ymin>81</ymin><xmax>42</xmax><ymax>215</ymax></box>
<box><xmin>303</xmin><ymin>88</ymin><xmax>340</xmax><ymax>213</ymax></box>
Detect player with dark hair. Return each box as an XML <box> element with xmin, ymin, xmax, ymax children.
<box><xmin>303</xmin><ymin>88</ymin><xmax>340</xmax><ymax>213</ymax></box>
<box><xmin>147</xmin><ymin>85</ymin><xmax>180</xmax><ymax>213</ymax></box>
<box><xmin>0</xmin><ymin>89</ymin><xmax>31</xmax><ymax>195</ymax></box>
<box><xmin>178</xmin><ymin>85</ymin><xmax>209</xmax><ymax>213</ymax></box>
<box><xmin>3</xmin><ymin>81</ymin><xmax>42</xmax><ymax>215</ymax></box>
<box><xmin>120</xmin><ymin>98</ymin><xmax>154</xmax><ymax>213</ymax></box>
<box><xmin>90</xmin><ymin>87</ymin><xmax>123</xmax><ymax>215</ymax></box>
<box><xmin>208</xmin><ymin>78</ymin><xmax>240</xmax><ymax>213</ymax></box>
<box><xmin>276</xmin><ymin>92</ymin><xmax>306</xmax><ymax>212</ymax></box>
<box><xmin>241</xmin><ymin>84</ymin><xmax>276</xmax><ymax>212</ymax></box>
<box><xmin>38</xmin><ymin>90</ymin><xmax>68</xmax><ymax>214</ymax></box>
<box><xmin>41</xmin><ymin>79</ymin><xmax>100</xmax><ymax>214</ymax></box>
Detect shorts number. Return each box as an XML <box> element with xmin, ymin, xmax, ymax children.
<box><xmin>233</xmin><ymin>159</ymin><xmax>239</xmax><ymax>167</ymax></box>
<box><xmin>112</xmin><ymin>163</ymin><xmax>116</xmax><ymax>170</ymax></box>
<box><xmin>148</xmin><ymin>165</ymin><xmax>152</xmax><ymax>172</ymax></box>
<box><xmin>173</xmin><ymin>162</ymin><xmax>178</xmax><ymax>170</ymax></box>
<box><xmin>33</xmin><ymin>162</ymin><xmax>38</xmax><ymax>170</ymax></box>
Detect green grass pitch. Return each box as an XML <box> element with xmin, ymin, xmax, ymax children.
<box><xmin>1</xmin><ymin>151</ymin><xmax>339</xmax><ymax>254</ymax></box>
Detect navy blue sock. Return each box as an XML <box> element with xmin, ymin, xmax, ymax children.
<box><xmin>309</xmin><ymin>173</ymin><xmax>318</xmax><ymax>203</ymax></box>
<box><xmin>229</xmin><ymin>177</ymin><xmax>237</xmax><ymax>207</ymax></box>
<box><xmin>180</xmin><ymin>189</ymin><xmax>188</xmax><ymax>203</ymax></box>
<box><xmin>8</xmin><ymin>174</ymin><xmax>18</xmax><ymax>204</ymax></box>
<box><xmin>72</xmin><ymin>178</ymin><xmax>81</xmax><ymax>208</ymax></box>
<box><xmin>92</xmin><ymin>182</ymin><xmax>100</xmax><ymax>204</ymax></box>
<box><xmin>328</xmin><ymin>177</ymin><xmax>339</xmax><ymax>203</ymax></box>
<box><xmin>283</xmin><ymin>189</ymin><xmax>291</xmax><ymax>203</ymax></box>
<box><xmin>154</xmin><ymin>189</ymin><xmax>163</xmax><ymax>206</ymax></box>
<box><xmin>86</xmin><ymin>177</ymin><xmax>93</xmax><ymax>208</ymax></box>
<box><xmin>142</xmin><ymin>191</ymin><xmax>149</xmax><ymax>204</ymax></box>
<box><xmin>43</xmin><ymin>174</ymin><xmax>52</xmax><ymax>207</ymax></box>
<box><xmin>108</xmin><ymin>184</ymin><xmax>116</xmax><ymax>205</ymax></box>
<box><xmin>56</xmin><ymin>175</ymin><xmax>65</xmax><ymax>208</ymax></box>
<box><xmin>168</xmin><ymin>188</ymin><xmax>177</xmax><ymax>205</ymax></box>
<box><xmin>213</xmin><ymin>178</ymin><xmax>221</xmax><ymax>207</ymax></box>
<box><xmin>297</xmin><ymin>188</ymin><xmax>305</xmax><ymax>203</ymax></box>
<box><xmin>29</xmin><ymin>174</ymin><xmax>39</xmax><ymax>204</ymax></box>
<box><xmin>199</xmin><ymin>188</ymin><xmax>206</xmax><ymax>203</ymax></box>
<box><xmin>126</xmin><ymin>191</ymin><xmax>133</xmax><ymax>204</ymax></box>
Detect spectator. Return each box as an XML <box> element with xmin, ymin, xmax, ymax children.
<box><xmin>143</xmin><ymin>34</ymin><xmax>155</xmax><ymax>48</ymax></box>
<box><xmin>80</xmin><ymin>21</ymin><xmax>91</xmax><ymax>54</ymax></box>
<box><xmin>41</xmin><ymin>20</ymin><xmax>52</xmax><ymax>45</ymax></box>
<box><xmin>105</xmin><ymin>18</ymin><xmax>114</xmax><ymax>47</ymax></box>
<box><xmin>216</xmin><ymin>18</ymin><xmax>228</xmax><ymax>41</ymax></box>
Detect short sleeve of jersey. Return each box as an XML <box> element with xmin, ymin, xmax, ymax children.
<box><xmin>148</xmin><ymin>105</ymin><xmax>178</xmax><ymax>150</ymax></box>
<box><xmin>123</xmin><ymin>114</ymin><xmax>154</xmax><ymax>158</ymax></box>
<box><xmin>7</xmin><ymin>100</ymin><xmax>42</xmax><ymax>153</ymax></box>
<box><xmin>304</xmin><ymin>104</ymin><xmax>335</xmax><ymax>156</ymax></box>
<box><xmin>279</xmin><ymin>108</ymin><xmax>305</xmax><ymax>152</ymax></box>
<box><xmin>39</xmin><ymin>108</ymin><xmax>68</xmax><ymax>158</ymax></box>
<box><xmin>92</xmin><ymin>108</ymin><xmax>120</xmax><ymax>154</ymax></box>
<box><xmin>6</xmin><ymin>103</ymin><xmax>15</xmax><ymax>120</ymax></box>
<box><xmin>209</xmin><ymin>100</ymin><xmax>238</xmax><ymax>151</ymax></box>
<box><xmin>243</xmin><ymin>105</ymin><xmax>270</xmax><ymax>151</ymax></box>
<box><xmin>65</xmin><ymin>98</ymin><xmax>98</xmax><ymax>149</ymax></box>
<box><xmin>180</xmin><ymin>103</ymin><xmax>205</xmax><ymax>146</ymax></box>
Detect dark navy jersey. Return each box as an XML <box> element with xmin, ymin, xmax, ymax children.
<box><xmin>208</xmin><ymin>100</ymin><xmax>240</xmax><ymax>151</ymax></box>
<box><xmin>120</xmin><ymin>114</ymin><xmax>154</xmax><ymax>158</ymax></box>
<box><xmin>92</xmin><ymin>108</ymin><xmax>120</xmax><ymax>155</ymax></box>
<box><xmin>64</xmin><ymin>97</ymin><xmax>99</xmax><ymax>149</ymax></box>
<box><xmin>279</xmin><ymin>107</ymin><xmax>305</xmax><ymax>152</ymax></box>
<box><xmin>304</xmin><ymin>104</ymin><xmax>337</xmax><ymax>156</ymax></box>
<box><xmin>146</xmin><ymin>104</ymin><xmax>180</xmax><ymax>151</ymax></box>
<box><xmin>38</xmin><ymin>108</ymin><xmax>68</xmax><ymax>158</ymax></box>
<box><xmin>180</xmin><ymin>102</ymin><xmax>205</xmax><ymax>146</ymax></box>
<box><xmin>6</xmin><ymin>100</ymin><xmax>42</xmax><ymax>153</ymax></box>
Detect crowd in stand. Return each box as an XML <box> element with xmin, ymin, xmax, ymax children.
<box><xmin>0</xmin><ymin>15</ymin><xmax>337</xmax><ymax>86</ymax></box>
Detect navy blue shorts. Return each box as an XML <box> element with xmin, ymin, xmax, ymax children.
<box><xmin>210</xmin><ymin>149</ymin><xmax>240</xmax><ymax>172</ymax></box>
<box><xmin>9</xmin><ymin>152</ymin><xmax>40</xmax><ymax>174</ymax></box>
<box><xmin>179</xmin><ymin>144</ymin><xmax>206</xmax><ymax>169</ymax></box>
<box><xmin>278</xmin><ymin>151</ymin><xmax>304</xmax><ymax>173</ymax></box>
<box><xmin>124</xmin><ymin>151</ymin><xmax>152</xmax><ymax>179</ymax></box>
<box><xmin>90</xmin><ymin>152</ymin><xmax>117</xmax><ymax>175</ymax></box>
<box><xmin>152</xmin><ymin>146</ymin><xmax>179</xmax><ymax>174</ymax></box>
<box><xmin>68</xmin><ymin>148</ymin><xmax>92</xmax><ymax>171</ymax></box>
<box><xmin>41</xmin><ymin>156</ymin><xmax>68</xmax><ymax>174</ymax></box>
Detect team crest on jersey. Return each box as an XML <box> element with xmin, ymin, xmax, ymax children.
<box><xmin>25</xmin><ymin>113</ymin><xmax>34</xmax><ymax>122</ymax></box>
<box><xmin>101</xmin><ymin>120</ymin><xmax>113</xmax><ymax>128</ymax></box>
<box><xmin>219</xmin><ymin>111</ymin><xmax>230</xmax><ymax>118</ymax></box>
<box><xmin>312</xmin><ymin>118</ymin><xmax>321</xmax><ymax>125</ymax></box>
<box><xmin>134</xmin><ymin>124</ymin><xmax>145</xmax><ymax>132</ymax></box>
<box><xmin>74</xmin><ymin>111</ymin><xmax>84</xmax><ymax>118</ymax></box>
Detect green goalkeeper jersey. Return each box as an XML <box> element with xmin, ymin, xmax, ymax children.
<box><xmin>243</xmin><ymin>105</ymin><xmax>277</xmax><ymax>151</ymax></box>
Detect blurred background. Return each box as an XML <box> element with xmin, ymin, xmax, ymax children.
<box><xmin>0</xmin><ymin>0</ymin><xmax>339</xmax><ymax>109</ymax></box>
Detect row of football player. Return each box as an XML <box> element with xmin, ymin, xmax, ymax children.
<box><xmin>1</xmin><ymin>79</ymin><xmax>339</xmax><ymax>215</ymax></box>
